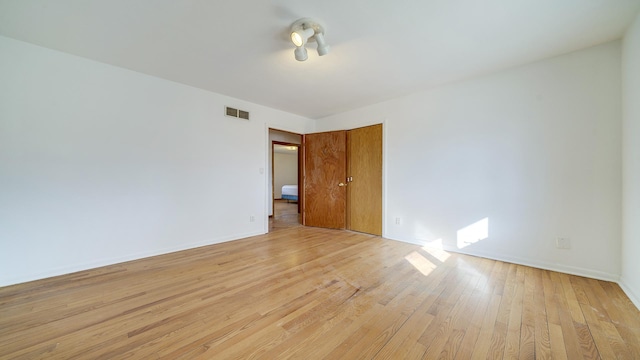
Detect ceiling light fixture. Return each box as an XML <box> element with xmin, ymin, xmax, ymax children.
<box><xmin>290</xmin><ymin>18</ymin><xmax>330</xmax><ymax>62</ymax></box>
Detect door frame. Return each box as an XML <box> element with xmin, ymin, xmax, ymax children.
<box><xmin>266</xmin><ymin>127</ymin><xmax>303</xmax><ymax>233</ymax></box>
<box><xmin>271</xmin><ymin>141</ymin><xmax>301</xmax><ymax>217</ymax></box>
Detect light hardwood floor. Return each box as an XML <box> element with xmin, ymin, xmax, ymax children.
<box><xmin>1</xmin><ymin>227</ymin><xmax>639</xmax><ymax>359</ymax></box>
<box><xmin>269</xmin><ymin>199</ymin><xmax>301</xmax><ymax>232</ymax></box>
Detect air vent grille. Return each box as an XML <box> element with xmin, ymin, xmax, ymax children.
<box><xmin>225</xmin><ymin>106</ymin><xmax>250</xmax><ymax>120</ymax></box>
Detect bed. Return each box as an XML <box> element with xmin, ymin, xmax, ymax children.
<box><xmin>281</xmin><ymin>185</ymin><xmax>298</xmax><ymax>202</ymax></box>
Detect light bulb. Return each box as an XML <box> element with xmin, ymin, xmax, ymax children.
<box><xmin>291</xmin><ymin>32</ymin><xmax>303</xmax><ymax>47</ymax></box>
<box><xmin>290</xmin><ymin>27</ymin><xmax>314</xmax><ymax>47</ymax></box>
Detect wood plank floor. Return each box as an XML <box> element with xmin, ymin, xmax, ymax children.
<box><xmin>1</xmin><ymin>227</ymin><xmax>639</xmax><ymax>359</ymax></box>
<box><xmin>269</xmin><ymin>199</ymin><xmax>301</xmax><ymax>232</ymax></box>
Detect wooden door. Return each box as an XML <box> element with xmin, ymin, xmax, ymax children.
<box><xmin>347</xmin><ymin>124</ymin><xmax>383</xmax><ymax>235</ymax></box>
<box><xmin>303</xmin><ymin>131</ymin><xmax>347</xmax><ymax>229</ymax></box>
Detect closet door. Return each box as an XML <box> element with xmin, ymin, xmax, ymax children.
<box><xmin>303</xmin><ymin>131</ymin><xmax>347</xmax><ymax>229</ymax></box>
<box><xmin>347</xmin><ymin>124</ymin><xmax>382</xmax><ymax>236</ymax></box>
<box><xmin>302</xmin><ymin>125</ymin><xmax>382</xmax><ymax>235</ymax></box>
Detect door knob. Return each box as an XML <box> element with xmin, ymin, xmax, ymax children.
<box><xmin>338</xmin><ymin>182</ymin><xmax>347</xmax><ymax>187</ymax></box>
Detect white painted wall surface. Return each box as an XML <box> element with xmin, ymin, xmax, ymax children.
<box><xmin>317</xmin><ymin>42</ymin><xmax>622</xmax><ymax>281</ymax></box>
<box><xmin>621</xmin><ymin>13</ymin><xmax>640</xmax><ymax>308</ymax></box>
<box><xmin>0</xmin><ymin>33</ymin><xmax>629</xmax><ymax>292</ymax></box>
<box><xmin>0</xmin><ymin>36</ymin><xmax>313</xmax><ymax>286</ymax></box>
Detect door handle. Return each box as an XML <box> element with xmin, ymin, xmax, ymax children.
<box><xmin>338</xmin><ymin>182</ymin><xmax>347</xmax><ymax>187</ymax></box>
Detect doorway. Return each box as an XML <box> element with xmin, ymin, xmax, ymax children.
<box><xmin>268</xmin><ymin>129</ymin><xmax>302</xmax><ymax>232</ymax></box>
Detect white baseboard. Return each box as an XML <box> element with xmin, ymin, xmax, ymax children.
<box><xmin>0</xmin><ymin>230</ymin><xmax>264</xmax><ymax>287</ymax></box>
<box><xmin>619</xmin><ymin>277</ymin><xmax>640</xmax><ymax>310</ymax></box>
<box><xmin>392</xmin><ymin>236</ymin><xmax>620</xmax><ymax>282</ymax></box>
<box><xmin>399</xmin><ymin>235</ymin><xmax>639</xmax><ymax>311</ymax></box>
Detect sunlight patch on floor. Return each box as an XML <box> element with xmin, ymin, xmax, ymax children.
<box><xmin>405</xmin><ymin>251</ymin><xmax>437</xmax><ymax>276</ymax></box>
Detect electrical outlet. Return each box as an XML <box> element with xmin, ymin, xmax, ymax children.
<box><xmin>395</xmin><ymin>217</ymin><xmax>401</xmax><ymax>225</ymax></box>
<box><xmin>556</xmin><ymin>237</ymin><xmax>571</xmax><ymax>249</ymax></box>
<box><xmin>249</xmin><ymin>215</ymin><xmax>255</xmax><ymax>222</ymax></box>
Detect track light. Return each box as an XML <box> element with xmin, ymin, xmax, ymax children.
<box><xmin>294</xmin><ymin>46</ymin><xmax>308</xmax><ymax>61</ymax></box>
<box><xmin>289</xmin><ymin>18</ymin><xmax>330</xmax><ymax>61</ymax></box>
<box><xmin>291</xmin><ymin>27</ymin><xmax>314</xmax><ymax>47</ymax></box>
<box><xmin>314</xmin><ymin>32</ymin><xmax>329</xmax><ymax>56</ymax></box>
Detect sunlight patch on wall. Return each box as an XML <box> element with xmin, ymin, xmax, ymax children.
<box><xmin>457</xmin><ymin>217</ymin><xmax>489</xmax><ymax>249</ymax></box>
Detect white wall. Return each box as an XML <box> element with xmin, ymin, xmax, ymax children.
<box><xmin>0</xmin><ymin>36</ymin><xmax>313</xmax><ymax>286</ymax></box>
<box><xmin>621</xmin><ymin>13</ymin><xmax>640</xmax><ymax>308</ymax></box>
<box><xmin>0</xmin><ymin>33</ymin><xmax>630</xmax><ymax>291</ymax></box>
<box><xmin>274</xmin><ymin>151</ymin><xmax>298</xmax><ymax>198</ymax></box>
<box><xmin>318</xmin><ymin>41</ymin><xmax>622</xmax><ymax>281</ymax></box>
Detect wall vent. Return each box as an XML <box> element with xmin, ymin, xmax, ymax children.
<box><xmin>226</xmin><ymin>107</ymin><xmax>238</xmax><ymax>117</ymax></box>
<box><xmin>225</xmin><ymin>106</ymin><xmax>250</xmax><ymax>120</ymax></box>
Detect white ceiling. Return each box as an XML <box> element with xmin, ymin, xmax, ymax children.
<box><xmin>1</xmin><ymin>0</ymin><xmax>639</xmax><ymax>119</ymax></box>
